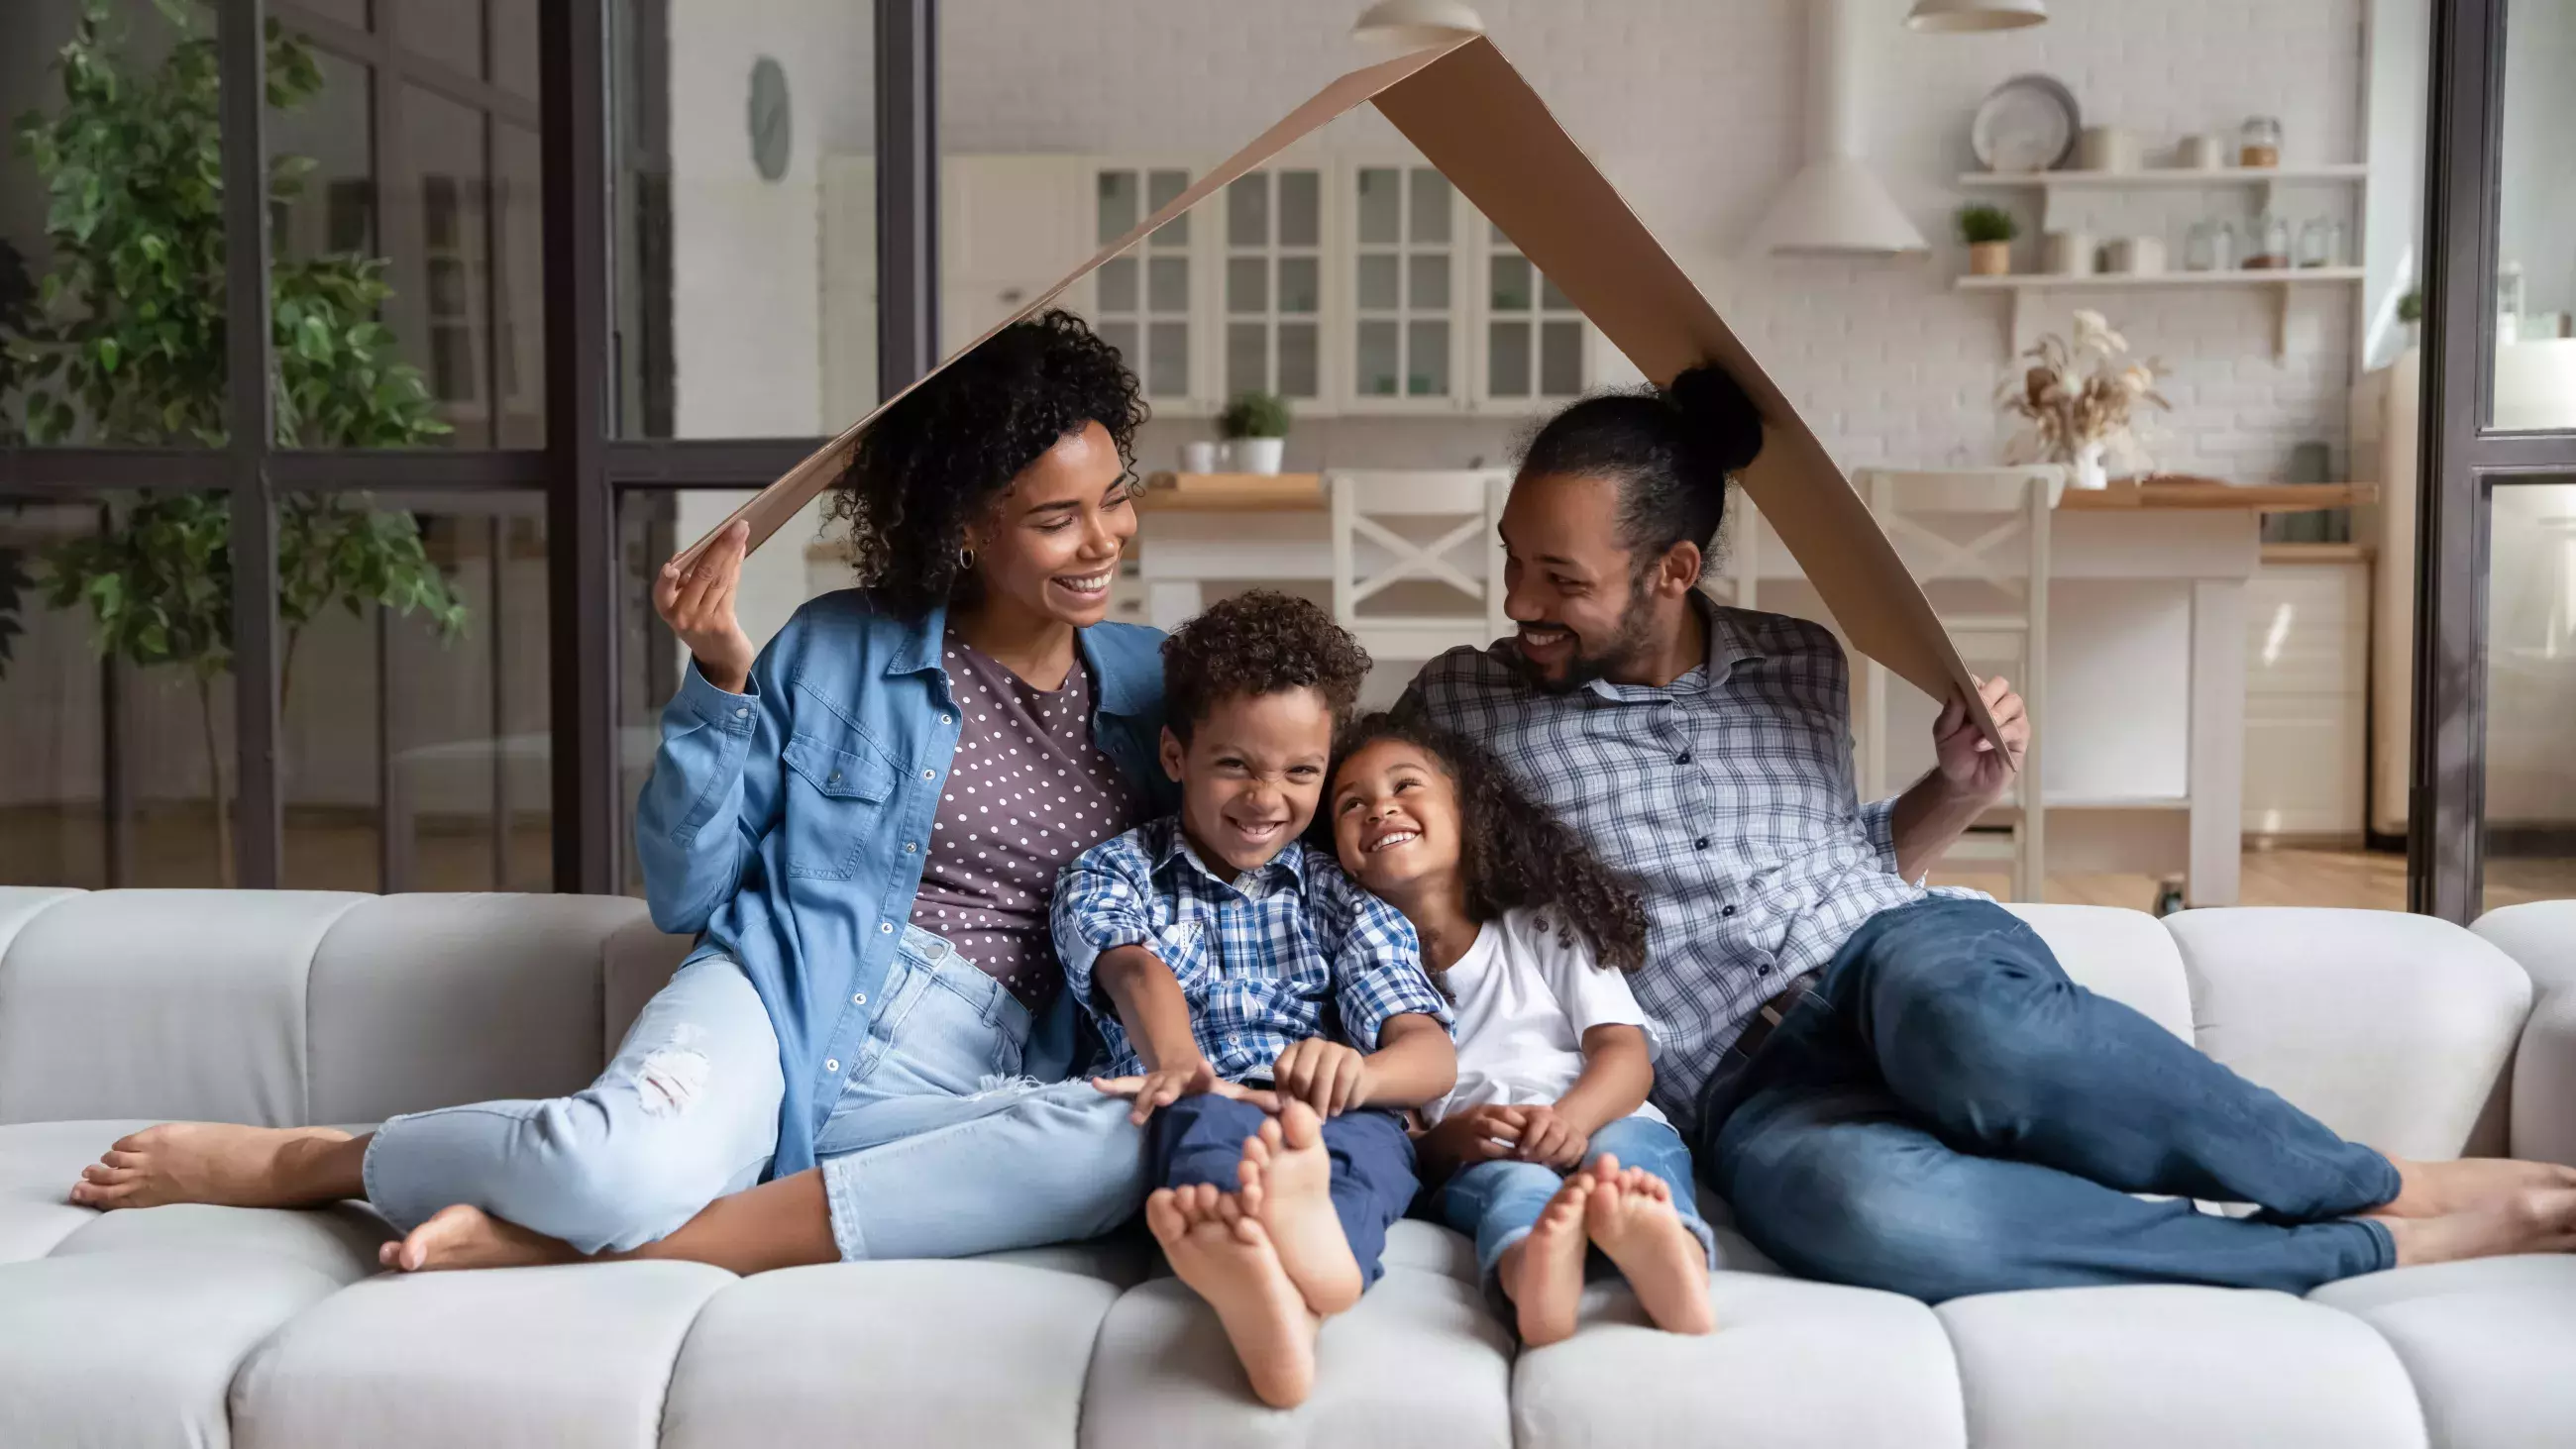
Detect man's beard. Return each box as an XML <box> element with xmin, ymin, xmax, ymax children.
<box><xmin>1513</xmin><ymin>570</ymin><xmax>1663</xmax><ymax>694</ymax></box>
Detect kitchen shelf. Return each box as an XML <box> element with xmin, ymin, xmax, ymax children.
<box><xmin>1958</xmin><ymin>165</ymin><xmax>2368</xmax><ymax>188</ymax></box>
<box><xmin>1956</xmin><ymin>268</ymin><xmax>2366</xmax><ymax>360</ymax></box>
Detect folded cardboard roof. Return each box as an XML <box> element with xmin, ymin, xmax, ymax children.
<box><xmin>685</xmin><ymin>35</ymin><xmax>1998</xmax><ymax>746</ymax></box>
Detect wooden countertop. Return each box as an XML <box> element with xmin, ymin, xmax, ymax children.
<box><xmin>1135</xmin><ymin>472</ymin><xmax>2375</xmax><ymax>514</ymax></box>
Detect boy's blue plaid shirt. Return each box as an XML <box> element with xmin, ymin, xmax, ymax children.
<box><xmin>1052</xmin><ymin>817</ymin><xmax>1452</xmax><ymax>1081</ymax></box>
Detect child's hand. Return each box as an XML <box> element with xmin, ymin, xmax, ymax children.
<box><xmin>1093</xmin><ymin>1059</ymin><xmax>1278</xmax><ymax>1125</ymax></box>
<box><xmin>1417</xmin><ymin>1104</ymin><xmax>1522</xmax><ymax>1180</ymax></box>
<box><xmin>1270</xmin><ymin>1038</ymin><xmax>1371</xmax><ymax>1116</ymax></box>
<box><xmin>1512</xmin><ymin>1104</ymin><xmax>1589</xmax><ymax>1169</ymax></box>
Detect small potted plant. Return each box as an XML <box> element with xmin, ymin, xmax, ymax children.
<box><xmin>2397</xmin><ymin>288</ymin><xmax>2422</xmax><ymax>350</ymax></box>
<box><xmin>1958</xmin><ymin>203</ymin><xmax>2018</xmax><ymax>277</ymax></box>
<box><xmin>1218</xmin><ymin>390</ymin><xmax>1291</xmax><ymax>475</ymax></box>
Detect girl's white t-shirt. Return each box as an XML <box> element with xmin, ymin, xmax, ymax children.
<box><xmin>1422</xmin><ymin>906</ymin><xmax>1665</xmax><ymax>1127</ymax></box>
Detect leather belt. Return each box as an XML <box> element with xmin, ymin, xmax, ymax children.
<box><xmin>1727</xmin><ymin>970</ymin><xmax>1823</xmax><ymax>1063</ymax></box>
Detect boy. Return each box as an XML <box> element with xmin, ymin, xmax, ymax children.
<box><xmin>1052</xmin><ymin>590</ymin><xmax>1456</xmax><ymax>1408</ymax></box>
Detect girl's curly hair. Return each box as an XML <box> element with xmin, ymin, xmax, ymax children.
<box><xmin>827</xmin><ymin>309</ymin><xmax>1147</xmax><ymax>618</ymax></box>
<box><xmin>1321</xmin><ymin>712</ymin><xmax>1650</xmax><ymax>974</ymax></box>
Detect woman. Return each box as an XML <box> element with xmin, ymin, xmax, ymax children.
<box><xmin>72</xmin><ymin>311</ymin><xmax>1183</xmax><ymax>1275</ymax></box>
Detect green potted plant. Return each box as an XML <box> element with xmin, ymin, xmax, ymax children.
<box><xmin>5</xmin><ymin>0</ymin><xmax>466</xmax><ymax>884</ymax></box>
<box><xmin>1958</xmin><ymin>203</ymin><xmax>2019</xmax><ymax>277</ymax></box>
<box><xmin>1218</xmin><ymin>389</ymin><xmax>1291</xmax><ymax>475</ymax></box>
<box><xmin>2397</xmin><ymin>288</ymin><xmax>2422</xmax><ymax>349</ymax></box>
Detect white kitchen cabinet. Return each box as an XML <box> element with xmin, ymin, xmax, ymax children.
<box><xmin>1221</xmin><ymin>164</ymin><xmax>1330</xmax><ymax>407</ymax></box>
<box><xmin>937</xmin><ymin>155</ymin><xmax>1096</xmax><ymax>359</ymax></box>
<box><xmin>2242</xmin><ymin>554</ymin><xmax>2371</xmax><ymax>838</ymax></box>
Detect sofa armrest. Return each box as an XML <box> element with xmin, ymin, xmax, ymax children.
<box><xmin>2475</xmin><ymin>901</ymin><xmax>2576</xmax><ymax>1167</ymax></box>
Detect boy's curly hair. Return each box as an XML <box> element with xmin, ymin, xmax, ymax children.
<box><xmin>827</xmin><ymin>309</ymin><xmax>1146</xmax><ymax>619</ymax></box>
<box><xmin>1162</xmin><ymin>590</ymin><xmax>1371</xmax><ymax>743</ymax></box>
<box><xmin>1322</xmin><ymin>712</ymin><xmax>1650</xmax><ymax>974</ymax></box>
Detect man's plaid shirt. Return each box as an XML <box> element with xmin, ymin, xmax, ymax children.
<box><xmin>1401</xmin><ymin>602</ymin><xmax>1942</xmax><ymax>1129</ymax></box>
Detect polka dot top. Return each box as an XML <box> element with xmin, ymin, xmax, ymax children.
<box><xmin>909</xmin><ymin>633</ymin><xmax>1141</xmax><ymax>1008</ymax></box>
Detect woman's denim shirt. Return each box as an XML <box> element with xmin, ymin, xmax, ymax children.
<box><xmin>636</xmin><ymin>589</ymin><xmax>1172</xmax><ymax>1179</ymax></box>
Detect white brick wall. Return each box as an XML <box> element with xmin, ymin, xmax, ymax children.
<box><xmin>936</xmin><ymin>0</ymin><xmax>2371</xmax><ymax>480</ymax></box>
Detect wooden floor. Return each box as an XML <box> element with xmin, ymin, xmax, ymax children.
<box><xmin>5</xmin><ymin>810</ymin><xmax>2571</xmax><ymax>913</ymax></box>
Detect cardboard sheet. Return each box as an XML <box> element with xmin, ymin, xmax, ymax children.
<box><xmin>681</xmin><ymin>36</ymin><xmax>1997</xmax><ymax>746</ymax></box>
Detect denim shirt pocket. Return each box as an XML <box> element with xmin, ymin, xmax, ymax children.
<box><xmin>780</xmin><ymin>728</ymin><xmax>900</xmax><ymax>880</ymax></box>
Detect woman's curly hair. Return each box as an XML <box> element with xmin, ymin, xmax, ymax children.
<box><xmin>827</xmin><ymin>309</ymin><xmax>1146</xmax><ymax>618</ymax></box>
<box><xmin>1162</xmin><ymin>589</ymin><xmax>1372</xmax><ymax>743</ymax></box>
<box><xmin>1321</xmin><ymin>712</ymin><xmax>1650</xmax><ymax>974</ymax></box>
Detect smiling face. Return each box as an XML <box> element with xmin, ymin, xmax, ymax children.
<box><xmin>1329</xmin><ymin>738</ymin><xmax>1463</xmax><ymax>905</ymax></box>
<box><xmin>1496</xmin><ymin>469</ymin><xmax>1679</xmax><ymax>691</ymax></box>
<box><xmin>1160</xmin><ymin>685</ymin><xmax>1336</xmax><ymax>878</ymax></box>
<box><xmin>962</xmin><ymin>420</ymin><xmax>1136</xmax><ymax>629</ymax></box>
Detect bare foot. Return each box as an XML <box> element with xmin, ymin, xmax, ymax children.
<box><xmin>379</xmin><ymin>1203</ymin><xmax>585</xmax><ymax>1273</ymax></box>
<box><xmin>2372</xmin><ymin>1185</ymin><xmax>2576</xmax><ymax>1266</ymax></box>
<box><xmin>1147</xmin><ymin>1183</ymin><xmax>1319</xmax><ymax>1408</ymax></box>
<box><xmin>2380</xmin><ymin>1157</ymin><xmax>2576</xmax><ymax>1218</ymax></box>
<box><xmin>67</xmin><ymin>1124</ymin><xmax>359</xmax><ymax>1210</ymax></box>
<box><xmin>1582</xmin><ymin>1156</ymin><xmax>1715</xmax><ymax>1336</ymax></box>
<box><xmin>1500</xmin><ymin>1174</ymin><xmax>1593</xmax><ymax>1347</ymax></box>
<box><xmin>1237</xmin><ymin>1099</ymin><xmax>1362</xmax><ymax>1316</ymax></box>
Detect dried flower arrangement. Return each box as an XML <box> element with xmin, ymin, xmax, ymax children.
<box><xmin>1998</xmin><ymin>310</ymin><xmax>2170</xmax><ymax>482</ymax></box>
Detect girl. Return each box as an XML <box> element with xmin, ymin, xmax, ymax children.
<box><xmin>1324</xmin><ymin>712</ymin><xmax>1717</xmax><ymax>1345</ymax></box>
<box><xmin>74</xmin><ymin>311</ymin><xmax>1177</xmax><ymax>1277</ymax></box>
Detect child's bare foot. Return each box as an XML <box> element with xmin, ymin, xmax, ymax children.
<box><xmin>1237</xmin><ymin>1099</ymin><xmax>1362</xmax><ymax>1316</ymax></box>
<box><xmin>1582</xmin><ymin>1156</ymin><xmax>1715</xmax><ymax>1336</ymax></box>
<box><xmin>379</xmin><ymin>1203</ymin><xmax>585</xmax><ymax>1273</ymax></box>
<box><xmin>2381</xmin><ymin>1157</ymin><xmax>2576</xmax><ymax>1218</ymax></box>
<box><xmin>68</xmin><ymin>1123</ymin><xmax>358</xmax><ymax>1210</ymax></box>
<box><xmin>1147</xmin><ymin>1183</ymin><xmax>1319</xmax><ymax>1408</ymax></box>
<box><xmin>1500</xmin><ymin>1174</ymin><xmax>1593</xmax><ymax>1346</ymax></box>
<box><xmin>2372</xmin><ymin>1185</ymin><xmax>2576</xmax><ymax>1266</ymax></box>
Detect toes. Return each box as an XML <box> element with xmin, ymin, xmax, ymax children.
<box><xmin>1146</xmin><ymin>1189</ymin><xmax>1187</xmax><ymax>1241</ymax></box>
<box><xmin>1241</xmin><ymin>1131</ymin><xmax>1272</xmax><ymax>1167</ymax></box>
<box><xmin>80</xmin><ymin>1164</ymin><xmax>130</xmax><ymax>1186</ymax></box>
<box><xmin>1277</xmin><ymin>1099</ymin><xmax>1323</xmax><ymax>1148</ymax></box>
<box><xmin>100</xmin><ymin>1150</ymin><xmax>145</xmax><ymax>1171</ymax></box>
<box><xmin>1256</xmin><ymin>1117</ymin><xmax>1285</xmax><ymax>1155</ymax></box>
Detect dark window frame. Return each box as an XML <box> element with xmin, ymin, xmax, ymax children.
<box><xmin>0</xmin><ymin>0</ymin><xmax>939</xmax><ymax>893</ymax></box>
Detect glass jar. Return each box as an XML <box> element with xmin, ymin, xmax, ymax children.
<box><xmin>2240</xmin><ymin>116</ymin><xmax>2283</xmax><ymax>168</ymax></box>
<box><xmin>2184</xmin><ymin>221</ymin><xmax>2217</xmax><ymax>272</ymax></box>
<box><xmin>2297</xmin><ymin>217</ymin><xmax>2333</xmax><ymax>268</ymax></box>
<box><xmin>2211</xmin><ymin>219</ymin><xmax>2238</xmax><ymax>272</ymax></box>
<box><xmin>2247</xmin><ymin>213</ymin><xmax>2291</xmax><ymax>269</ymax></box>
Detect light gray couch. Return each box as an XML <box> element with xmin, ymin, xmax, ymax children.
<box><xmin>2</xmin><ymin>885</ymin><xmax>2571</xmax><ymax>1448</ymax></box>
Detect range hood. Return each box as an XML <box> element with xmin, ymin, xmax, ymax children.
<box><xmin>1752</xmin><ymin>0</ymin><xmax>1928</xmax><ymax>257</ymax></box>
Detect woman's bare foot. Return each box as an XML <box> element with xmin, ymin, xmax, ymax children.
<box><xmin>1237</xmin><ymin>1099</ymin><xmax>1362</xmax><ymax>1316</ymax></box>
<box><xmin>1582</xmin><ymin>1156</ymin><xmax>1715</xmax><ymax>1336</ymax></box>
<box><xmin>1500</xmin><ymin>1174</ymin><xmax>1593</xmax><ymax>1347</ymax></box>
<box><xmin>380</xmin><ymin>1203</ymin><xmax>586</xmax><ymax>1273</ymax></box>
<box><xmin>1147</xmin><ymin>1183</ymin><xmax>1319</xmax><ymax>1408</ymax></box>
<box><xmin>67</xmin><ymin>1124</ymin><xmax>362</xmax><ymax>1210</ymax></box>
<box><xmin>2372</xmin><ymin>1185</ymin><xmax>2576</xmax><ymax>1266</ymax></box>
<box><xmin>2380</xmin><ymin>1157</ymin><xmax>2576</xmax><ymax>1218</ymax></box>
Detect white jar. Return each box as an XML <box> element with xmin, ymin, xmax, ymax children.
<box><xmin>2107</xmin><ymin>236</ymin><xmax>2167</xmax><ymax>275</ymax></box>
<box><xmin>2078</xmin><ymin>126</ymin><xmax>2138</xmax><ymax>172</ymax></box>
<box><xmin>1180</xmin><ymin>441</ymin><xmax>1219</xmax><ymax>474</ymax></box>
<box><xmin>2044</xmin><ymin>231</ymin><xmax>2096</xmax><ymax>276</ymax></box>
<box><xmin>2179</xmin><ymin>133</ymin><xmax>2226</xmax><ymax>169</ymax></box>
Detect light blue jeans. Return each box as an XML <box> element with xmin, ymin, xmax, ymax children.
<box><xmin>1425</xmin><ymin>1112</ymin><xmax>1717</xmax><ymax>1320</ymax></box>
<box><xmin>364</xmin><ymin>926</ymin><xmax>1148</xmax><ymax>1259</ymax></box>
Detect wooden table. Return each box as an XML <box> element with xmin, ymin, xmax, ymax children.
<box><xmin>1128</xmin><ymin>470</ymin><xmax>2371</xmax><ymax>906</ymax></box>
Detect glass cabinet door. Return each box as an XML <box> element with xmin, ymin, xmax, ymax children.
<box><xmin>1483</xmin><ymin>222</ymin><xmax>1586</xmax><ymax>407</ymax></box>
<box><xmin>1092</xmin><ymin>166</ymin><xmax>1195</xmax><ymax>404</ymax></box>
<box><xmin>1223</xmin><ymin>167</ymin><xmax>1324</xmax><ymax>404</ymax></box>
<box><xmin>1350</xmin><ymin>164</ymin><xmax>1457</xmax><ymax>404</ymax></box>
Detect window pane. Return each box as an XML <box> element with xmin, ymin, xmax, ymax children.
<box><xmin>281</xmin><ymin>494</ymin><xmax>551</xmax><ymax>892</ymax></box>
<box><xmin>491</xmin><ymin>0</ymin><xmax>540</xmax><ymax>100</ymax></box>
<box><xmin>1278</xmin><ymin>322</ymin><xmax>1319</xmax><ymax>398</ymax></box>
<box><xmin>615</xmin><ymin>0</ymin><xmax>867</xmax><ymax>437</ymax></box>
<box><xmin>1409</xmin><ymin>255</ymin><xmax>1449</xmax><ymax>311</ymax></box>
<box><xmin>2493</xmin><ymin>6</ymin><xmax>2576</xmax><ymax>427</ymax></box>
<box><xmin>1147</xmin><ymin>321</ymin><xmax>1189</xmax><ymax>396</ymax></box>
<box><xmin>2</xmin><ymin>3</ymin><xmax>224</xmax><ymax>446</ymax></box>
<box><xmin>1147</xmin><ymin>256</ymin><xmax>1190</xmax><ymax>313</ymax></box>
<box><xmin>1229</xmin><ymin>175</ymin><xmax>1268</xmax><ymax>248</ymax></box>
<box><xmin>306</xmin><ymin>0</ymin><xmax>373</xmax><ymax>27</ymax></box>
<box><xmin>1489</xmin><ymin>322</ymin><xmax>1531</xmax><ymax>397</ymax></box>
<box><xmin>406</xmin><ymin>86</ymin><xmax>495</xmax><ymax>443</ymax></box>
<box><xmin>1409</xmin><ymin>170</ymin><xmax>1451</xmax><ymax>244</ymax></box>
<box><xmin>1542</xmin><ymin>271</ymin><xmax>1574</xmax><ymax>311</ymax></box>
<box><xmin>1</xmin><ymin>491</ymin><xmax>234</xmax><ymax>885</ymax></box>
<box><xmin>1228</xmin><ymin>322</ymin><xmax>1268</xmax><ymax>397</ymax></box>
<box><xmin>1357</xmin><ymin>168</ymin><xmax>1400</xmax><ymax>245</ymax></box>
<box><xmin>403</xmin><ymin>0</ymin><xmax>487</xmax><ymax>83</ymax></box>
<box><xmin>1358</xmin><ymin>255</ymin><xmax>1400</xmax><ymax>311</ymax></box>
<box><xmin>1278</xmin><ymin>257</ymin><xmax>1319</xmax><ymax>314</ymax></box>
<box><xmin>1098</xmin><ymin>171</ymin><xmax>1139</xmax><ymax>242</ymax></box>
<box><xmin>1540</xmin><ymin>320</ymin><xmax>1584</xmax><ymax>395</ymax></box>
<box><xmin>1279</xmin><ymin>170</ymin><xmax>1320</xmax><ymax>248</ymax></box>
<box><xmin>270</xmin><ymin>52</ymin><xmax>377</xmax><ymax>259</ymax></box>
<box><xmin>1228</xmin><ymin>258</ymin><xmax>1268</xmax><ymax>315</ymax></box>
<box><xmin>1407</xmin><ymin>320</ymin><xmax>1449</xmax><ymax>396</ymax></box>
<box><xmin>2482</xmin><ymin>481</ymin><xmax>2576</xmax><ymax>909</ymax></box>
<box><xmin>491</xmin><ymin>123</ymin><xmax>546</xmax><ymax>447</ymax></box>
<box><xmin>1490</xmin><ymin>255</ymin><xmax>1533</xmax><ymax>312</ymax></box>
<box><xmin>1357</xmin><ymin>321</ymin><xmax>1400</xmax><ymax>396</ymax></box>
<box><xmin>1097</xmin><ymin>257</ymin><xmax>1139</xmax><ymax>313</ymax></box>
<box><xmin>1147</xmin><ymin>169</ymin><xmax>1190</xmax><ymax>247</ymax></box>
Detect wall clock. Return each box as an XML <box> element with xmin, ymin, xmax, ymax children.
<box><xmin>749</xmin><ymin>56</ymin><xmax>791</xmax><ymax>181</ymax></box>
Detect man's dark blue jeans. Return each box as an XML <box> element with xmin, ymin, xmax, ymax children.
<box><xmin>1695</xmin><ymin>896</ymin><xmax>2402</xmax><ymax>1301</ymax></box>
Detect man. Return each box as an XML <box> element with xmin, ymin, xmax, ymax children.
<box><xmin>1401</xmin><ymin>370</ymin><xmax>2576</xmax><ymax>1301</ymax></box>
